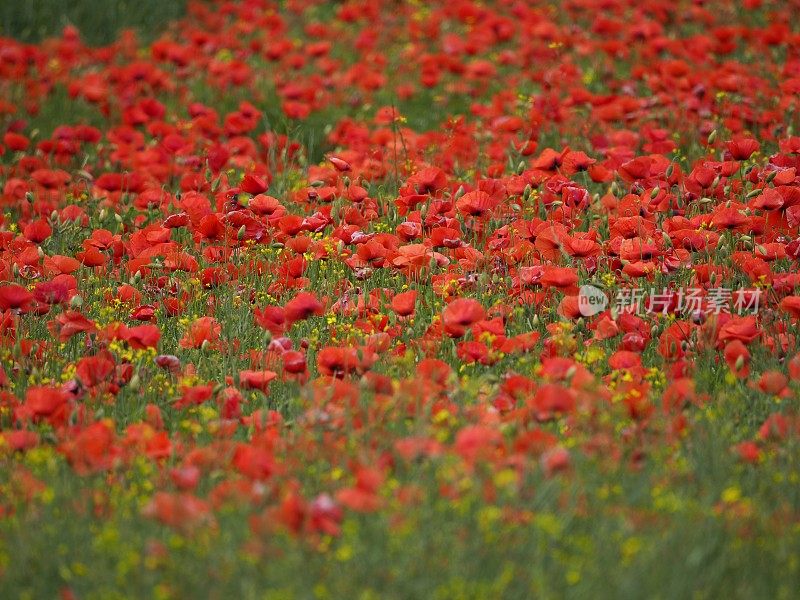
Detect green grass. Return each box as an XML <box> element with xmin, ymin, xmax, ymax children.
<box><xmin>0</xmin><ymin>0</ymin><xmax>187</xmax><ymax>45</ymax></box>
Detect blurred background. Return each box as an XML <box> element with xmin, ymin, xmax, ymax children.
<box><xmin>0</xmin><ymin>0</ymin><xmax>188</xmax><ymax>45</ymax></box>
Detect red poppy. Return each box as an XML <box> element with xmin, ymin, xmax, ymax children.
<box><xmin>442</xmin><ymin>298</ymin><xmax>485</xmax><ymax>337</ymax></box>
<box><xmin>179</xmin><ymin>317</ymin><xmax>221</xmax><ymax>349</ymax></box>
<box><xmin>391</xmin><ymin>290</ymin><xmax>417</xmax><ymax>316</ymax></box>
<box><xmin>239</xmin><ymin>369</ymin><xmax>278</xmax><ymax>392</ymax></box>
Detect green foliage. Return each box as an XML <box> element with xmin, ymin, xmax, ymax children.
<box><xmin>0</xmin><ymin>0</ymin><xmax>186</xmax><ymax>45</ymax></box>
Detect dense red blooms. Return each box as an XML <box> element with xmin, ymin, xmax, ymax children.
<box><xmin>1</xmin><ymin>1</ymin><xmax>799</xmax><ymax>591</ymax></box>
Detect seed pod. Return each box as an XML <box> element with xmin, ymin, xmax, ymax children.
<box><xmin>523</xmin><ymin>184</ymin><xmax>532</xmax><ymax>201</ymax></box>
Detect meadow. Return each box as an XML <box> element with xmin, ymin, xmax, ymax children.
<box><xmin>0</xmin><ymin>0</ymin><xmax>799</xmax><ymax>598</ymax></box>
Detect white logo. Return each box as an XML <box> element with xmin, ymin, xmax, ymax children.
<box><xmin>578</xmin><ymin>284</ymin><xmax>608</xmax><ymax>317</ymax></box>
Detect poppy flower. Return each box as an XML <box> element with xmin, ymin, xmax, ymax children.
<box><xmin>0</xmin><ymin>285</ymin><xmax>34</xmax><ymax>311</ymax></box>
<box><xmin>724</xmin><ymin>340</ymin><xmax>751</xmax><ymax>378</ymax></box>
<box><xmin>727</xmin><ymin>137</ymin><xmax>760</xmax><ymax>160</ymax></box>
<box><xmin>391</xmin><ymin>290</ymin><xmax>417</xmax><ymax>316</ymax></box>
<box><xmin>179</xmin><ymin>317</ymin><xmax>221</xmax><ymax>349</ymax></box>
<box><xmin>283</xmin><ymin>292</ymin><xmax>324</xmax><ymax>325</ymax></box>
<box><xmin>239</xmin><ymin>369</ymin><xmax>278</xmax><ymax>392</ymax></box>
<box><xmin>442</xmin><ymin>298</ymin><xmax>486</xmax><ymax>337</ymax></box>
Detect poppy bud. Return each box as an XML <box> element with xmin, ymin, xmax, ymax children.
<box><xmin>454</xmin><ymin>186</ymin><xmax>465</xmax><ymax>200</ymax></box>
<box><xmin>37</xmin><ymin>246</ymin><xmax>44</xmax><ymax>258</ymax></box>
<box><xmin>650</xmin><ymin>187</ymin><xmax>659</xmax><ymax>199</ymax></box>
<box><xmin>735</xmin><ymin>355</ymin><xmax>745</xmax><ymax>371</ymax></box>
<box><xmin>25</xmin><ymin>191</ymin><xmax>34</xmax><ymax>203</ymax></box>
<box><xmin>70</xmin><ymin>294</ymin><xmax>83</xmax><ymax>308</ymax></box>
<box><xmin>707</xmin><ymin>130</ymin><xmax>717</xmax><ymax>144</ymax></box>
<box><xmin>766</xmin><ymin>170</ymin><xmax>778</xmax><ymax>183</ymax></box>
<box><xmin>666</xmin><ymin>163</ymin><xmax>674</xmax><ymax>178</ymax></box>
<box><xmin>99</xmin><ymin>209</ymin><xmax>107</xmax><ymax>221</ymax></box>
<box><xmin>238</xmin><ymin>225</ymin><xmax>246</xmax><ymax>240</ymax></box>
<box><xmin>746</xmin><ymin>188</ymin><xmax>762</xmax><ymax>198</ymax></box>
<box><xmin>114</xmin><ymin>213</ymin><xmax>122</xmax><ymax>223</ymax></box>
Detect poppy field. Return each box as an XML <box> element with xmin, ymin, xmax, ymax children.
<box><xmin>2</xmin><ymin>0</ymin><xmax>800</xmax><ymax>597</ymax></box>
